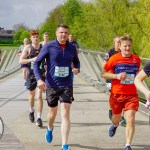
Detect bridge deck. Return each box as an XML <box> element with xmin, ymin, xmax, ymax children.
<box><xmin>0</xmin><ymin>70</ymin><xmax>150</xmax><ymax>150</ymax></box>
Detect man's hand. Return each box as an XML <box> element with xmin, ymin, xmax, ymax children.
<box><xmin>37</xmin><ymin>79</ymin><xmax>46</xmax><ymax>90</ymax></box>
<box><xmin>116</xmin><ymin>72</ymin><xmax>127</xmax><ymax>81</ymax></box>
<box><xmin>72</xmin><ymin>68</ymin><xmax>79</xmax><ymax>75</ymax></box>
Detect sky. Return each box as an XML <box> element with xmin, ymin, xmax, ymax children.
<box><xmin>0</xmin><ymin>0</ymin><xmax>90</xmax><ymax>30</ymax></box>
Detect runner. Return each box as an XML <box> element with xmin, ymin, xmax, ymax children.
<box><xmin>40</xmin><ymin>32</ymin><xmax>50</xmax><ymax>46</ymax></box>
<box><xmin>33</xmin><ymin>24</ymin><xmax>80</xmax><ymax>150</ymax></box>
<box><xmin>101</xmin><ymin>35</ymin><xmax>140</xmax><ymax>150</ymax></box>
<box><xmin>104</xmin><ymin>36</ymin><xmax>126</xmax><ymax>126</ymax></box>
<box><xmin>134</xmin><ymin>62</ymin><xmax>150</xmax><ymax>102</ymax></box>
<box><xmin>18</xmin><ymin>38</ymin><xmax>29</xmax><ymax>86</ymax></box>
<box><xmin>19</xmin><ymin>30</ymin><xmax>46</xmax><ymax>127</ymax></box>
<box><xmin>68</xmin><ymin>34</ymin><xmax>79</xmax><ymax>54</ymax></box>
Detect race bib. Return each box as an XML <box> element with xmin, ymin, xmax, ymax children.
<box><xmin>121</xmin><ymin>74</ymin><xmax>135</xmax><ymax>84</ymax></box>
<box><xmin>54</xmin><ymin>66</ymin><xmax>69</xmax><ymax>77</ymax></box>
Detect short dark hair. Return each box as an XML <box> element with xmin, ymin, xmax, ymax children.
<box><xmin>57</xmin><ymin>24</ymin><xmax>69</xmax><ymax>29</ymax></box>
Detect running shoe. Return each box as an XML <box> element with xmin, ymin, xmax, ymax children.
<box><xmin>29</xmin><ymin>112</ymin><xmax>34</xmax><ymax>123</ymax></box>
<box><xmin>124</xmin><ymin>145</ymin><xmax>132</xmax><ymax>150</ymax></box>
<box><xmin>108</xmin><ymin>124</ymin><xmax>118</xmax><ymax>137</ymax></box>
<box><xmin>61</xmin><ymin>144</ymin><xmax>69</xmax><ymax>150</ymax></box>
<box><xmin>109</xmin><ymin>109</ymin><xmax>112</xmax><ymax>120</ymax></box>
<box><xmin>36</xmin><ymin>118</ymin><xmax>43</xmax><ymax>127</ymax></box>
<box><xmin>45</xmin><ymin>128</ymin><xmax>53</xmax><ymax>143</ymax></box>
<box><xmin>24</xmin><ymin>81</ymin><xmax>27</xmax><ymax>86</ymax></box>
<box><xmin>120</xmin><ymin>116</ymin><xmax>126</xmax><ymax>127</ymax></box>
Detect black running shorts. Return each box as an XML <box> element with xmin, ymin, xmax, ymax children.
<box><xmin>26</xmin><ymin>73</ymin><xmax>45</xmax><ymax>91</ymax></box>
<box><xmin>46</xmin><ymin>87</ymin><xmax>73</xmax><ymax>107</ymax></box>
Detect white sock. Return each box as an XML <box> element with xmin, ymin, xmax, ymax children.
<box><xmin>37</xmin><ymin>112</ymin><xmax>42</xmax><ymax>119</ymax></box>
<box><xmin>29</xmin><ymin>107</ymin><xmax>34</xmax><ymax>113</ymax></box>
<box><xmin>125</xmin><ymin>144</ymin><xmax>131</xmax><ymax>147</ymax></box>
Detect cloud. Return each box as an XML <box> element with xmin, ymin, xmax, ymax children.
<box><xmin>0</xmin><ymin>0</ymin><xmax>66</xmax><ymax>29</ymax></box>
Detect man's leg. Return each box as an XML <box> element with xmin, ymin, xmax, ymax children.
<box><xmin>125</xmin><ymin>110</ymin><xmax>136</xmax><ymax>145</ymax></box>
<box><xmin>45</xmin><ymin>106</ymin><xmax>58</xmax><ymax>143</ymax></box>
<box><xmin>47</xmin><ymin>106</ymin><xmax>58</xmax><ymax>129</ymax></box>
<box><xmin>36</xmin><ymin>88</ymin><xmax>44</xmax><ymax>126</ymax></box>
<box><xmin>29</xmin><ymin>90</ymin><xmax>35</xmax><ymax>122</ymax></box>
<box><xmin>61</xmin><ymin>103</ymin><xmax>71</xmax><ymax>145</ymax></box>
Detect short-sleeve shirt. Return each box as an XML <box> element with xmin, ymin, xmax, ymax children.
<box><xmin>104</xmin><ymin>48</ymin><xmax>118</xmax><ymax>61</ymax></box>
<box><xmin>104</xmin><ymin>52</ymin><xmax>140</xmax><ymax>94</ymax></box>
<box><xmin>143</xmin><ymin>61</ymin><xmax>150</xmax><ymax>76</ymax></box>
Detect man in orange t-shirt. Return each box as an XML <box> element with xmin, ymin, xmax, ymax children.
<box><xmin>101</xmin><ymin>35</ymin><xmax>140</xmax><ymax>150</ymax></box>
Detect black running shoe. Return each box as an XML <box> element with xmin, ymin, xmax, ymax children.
<box><xmin>29</xmin><ymin>112</ymin><xmax>35</xmax><ymax>123</ymax></box>
<box><xmin>36</xmin><ymin>118</ymin><xmax>43</xmax><ymax>127</ymax></box>
<box><xmin>124</xmin><ymin>145</ymin><xmax>132</xmax><ymax>150</ymax></box>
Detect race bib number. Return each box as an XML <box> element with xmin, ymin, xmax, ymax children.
<box><xmin>54</xmin><ymin>66</ymin><xmax>69</xmax><ymax>77</ymax></box>
<box><xmin>121</xmin><ymin>74</ymin><xmax>135</xmax><ymax>84</ymax></box>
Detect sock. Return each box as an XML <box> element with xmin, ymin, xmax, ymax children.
<box><xmin>125</xmin><ymin>144</ymin><xmax>131</xmax><ymax>147</ymax></box>
<box><xmin>29</xmin><ymin>107</ymin><xmax>34</xmax><ymax>113</ymax></box>
<box><xmin>37</xmin><ymin>112</ymin><xmax>42</xmax><ymax>119</ymax></box>
<box><xmin>113</xmin><ymin>124</ymin><xmax>118</xmax><ymax>127</ymax></box>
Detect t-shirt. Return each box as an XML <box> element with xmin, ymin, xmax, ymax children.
<box><xmin>104</xmin><ymin>52</ymin><xmax>140</xmax><ymax>94</ymax></box>
<box><xmin>104</xmin><ymin>48</ymin><xmax>119</xmax><ymax>83</ymax></box>
<box><xmin>143</xmin><ymin>61</ymin><xmax>150</xmax><ymax>76</ymax></box>
<box><xmin>104</xmin><ymin>48</ymin><xmax>118</xmax><ymax>61</ymax></box>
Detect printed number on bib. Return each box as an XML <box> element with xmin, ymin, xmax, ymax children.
<box><xmin>54</xmin><ymin>66</ymin><xmax>69</xmax><ymax>77</ymax></box>
<box><xmin>121</xmin><ymin>74</ymin><xmax>135</xmax><ymax>84</ymax></box>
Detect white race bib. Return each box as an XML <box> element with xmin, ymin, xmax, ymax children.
<box><xmin>54</xmin><ymin>66</ymin><xmax>69</xmax><ymax>77</ymax></box>
<box><xmin>121</xmin><ymin>74</ymin><xmax>135</xmax><ymax>84</ymax></box>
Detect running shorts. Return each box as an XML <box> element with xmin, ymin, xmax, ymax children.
<box><xmin>109</xmin><ymin>93</ymin><xmax>139</xmax><ymax>114</ymax></box>
<box><xmin>26</xmin><ymin>72</ymin><xmax>45</xmax><ymax>91</ymax></box>
<box><xmin>46</xmin><ymin>87</ymin><xmax>73</xmax><ymax>107</ymax></box>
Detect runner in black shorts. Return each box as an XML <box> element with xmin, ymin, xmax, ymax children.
<box><xmin>33</xmin><ymin>24</ymin><xmax>80</xmax><ymax>150</ymax></box>
<box><xmin>19</xmin><ymin>30</ymin><xmax>46</xmax><ymax>127</ymax></box>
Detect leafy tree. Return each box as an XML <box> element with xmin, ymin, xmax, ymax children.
<box><xmin>13</xmin><ymin>28</ymin><xmax>27</xmax><ymax>45</ymax></box>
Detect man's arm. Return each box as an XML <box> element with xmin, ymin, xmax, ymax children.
<box><xmin>72</xmin><ymin>48</ymin><xmax>80</xmax><ymax>74</ymax></box>
<box><xmin>134</xmin><ymin>69</ymin><xmax>150</xmax><ymax>99</ymax></box>
<box><xmin>19</xmin><ymin>45</ymin><xmax>36</xmax><ymax>64</ymax></box>
<box><xmin>33</xmin><ymin>45</ymin><xmax>48</xmax><ymax>81</ymax></box>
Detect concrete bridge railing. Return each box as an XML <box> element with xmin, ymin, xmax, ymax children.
<box><xmin>0</xmin><ymin>48</ymin><xmax>20</xmax><ymax>79</ymax></box>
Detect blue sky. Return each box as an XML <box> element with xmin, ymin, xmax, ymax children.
<box><xmin>0</xmin><ymin>0</ymin><xmax>90</xmax><ymax>30</ymax></box>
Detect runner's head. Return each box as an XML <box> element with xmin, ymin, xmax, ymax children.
<box><xmin>43</xmin><ymin>32</ymin><xmax>49</xmax><ymax>42</ymax></box>
<box><xmin>68</xmin><ymin>34</ymin><xmax>74</xmax><ymax>42</ymax></box>
<box><xmin>29</xmin><ymin>30</ymin><xmax>39</xmax><ymax>44</ymax></box>
<box><xmin>113</xmin><ymin>36</ymin><xmax>120</xmax><ymax>52</ymax></box>
<box><xmin>23</xmin><ymin>38</ymin><xmax>29</xmax><ymax>45</ymax></box>
<box><xmin>119</xmin><ymin>34</ymin><xmax>132</xmax><ymax>57</ymax></box>
<box><xmin>56</xmin><ymin>24</ymin><xmax>69</xmax><ymax>44</ymax></box>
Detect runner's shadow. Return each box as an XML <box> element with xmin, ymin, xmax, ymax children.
<box><xmin>54</xmin><ymin>144</ymin><xmax>149</xmax><ymax>150</ymax></box>
<box><xmin>135</xmin><ymin>119</ymin><xmax>149</xmax><ymax>126</ymax></box>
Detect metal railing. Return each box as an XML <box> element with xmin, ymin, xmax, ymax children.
<box><xmin>0</xmin><ymin>48</ymin><xmax>150</xmax><ymax>115</ymax></box>
<box><xmin>0</xmin><ymin>48</ymin><xmax>20</xmax><ymax>79</ymax></box>
<box><xmin>79</xmin><ymin>49</ymin><xmax>150</xmax><ymax>115</ymax></box>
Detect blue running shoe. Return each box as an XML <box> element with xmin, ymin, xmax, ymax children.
<box><xmin>61</xmin><ymin>144</ymin><xmax>69</xmax><ymax>150</ymax></box>
<box><xmin>108</xmin><ymin>124</ymin><xmax>118</xmax><ymax>137</ymax></box>
<box><xmin>124</xmin><ymin>145</ymin><xmax>132</xmax><ymax>150</ymax></box>
<box><xmin>45</xmin><ymin>129</ymin><xmax>53</xmax><ymax>143</ymax></box>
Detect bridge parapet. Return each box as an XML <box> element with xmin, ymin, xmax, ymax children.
<box><xmin>0</xmin><ymin>48</ymin><xmax>20</xmax><ymax>79</ymax></box>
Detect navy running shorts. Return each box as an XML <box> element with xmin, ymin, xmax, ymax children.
<box><xmin>26</xmin><ymin>73</ymin><xmax>45</xmax><ymax>91</ymax></box>
<box><xmin>46</xmin><ymin>87</ymin><xmax>73</xmax><ymax>107</ymax></box>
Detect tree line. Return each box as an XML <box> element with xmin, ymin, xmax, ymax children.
<box><xmin>13</xmin><ymin>0</ymin><xmax>150</xmax><ymax>58</ymax></box>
